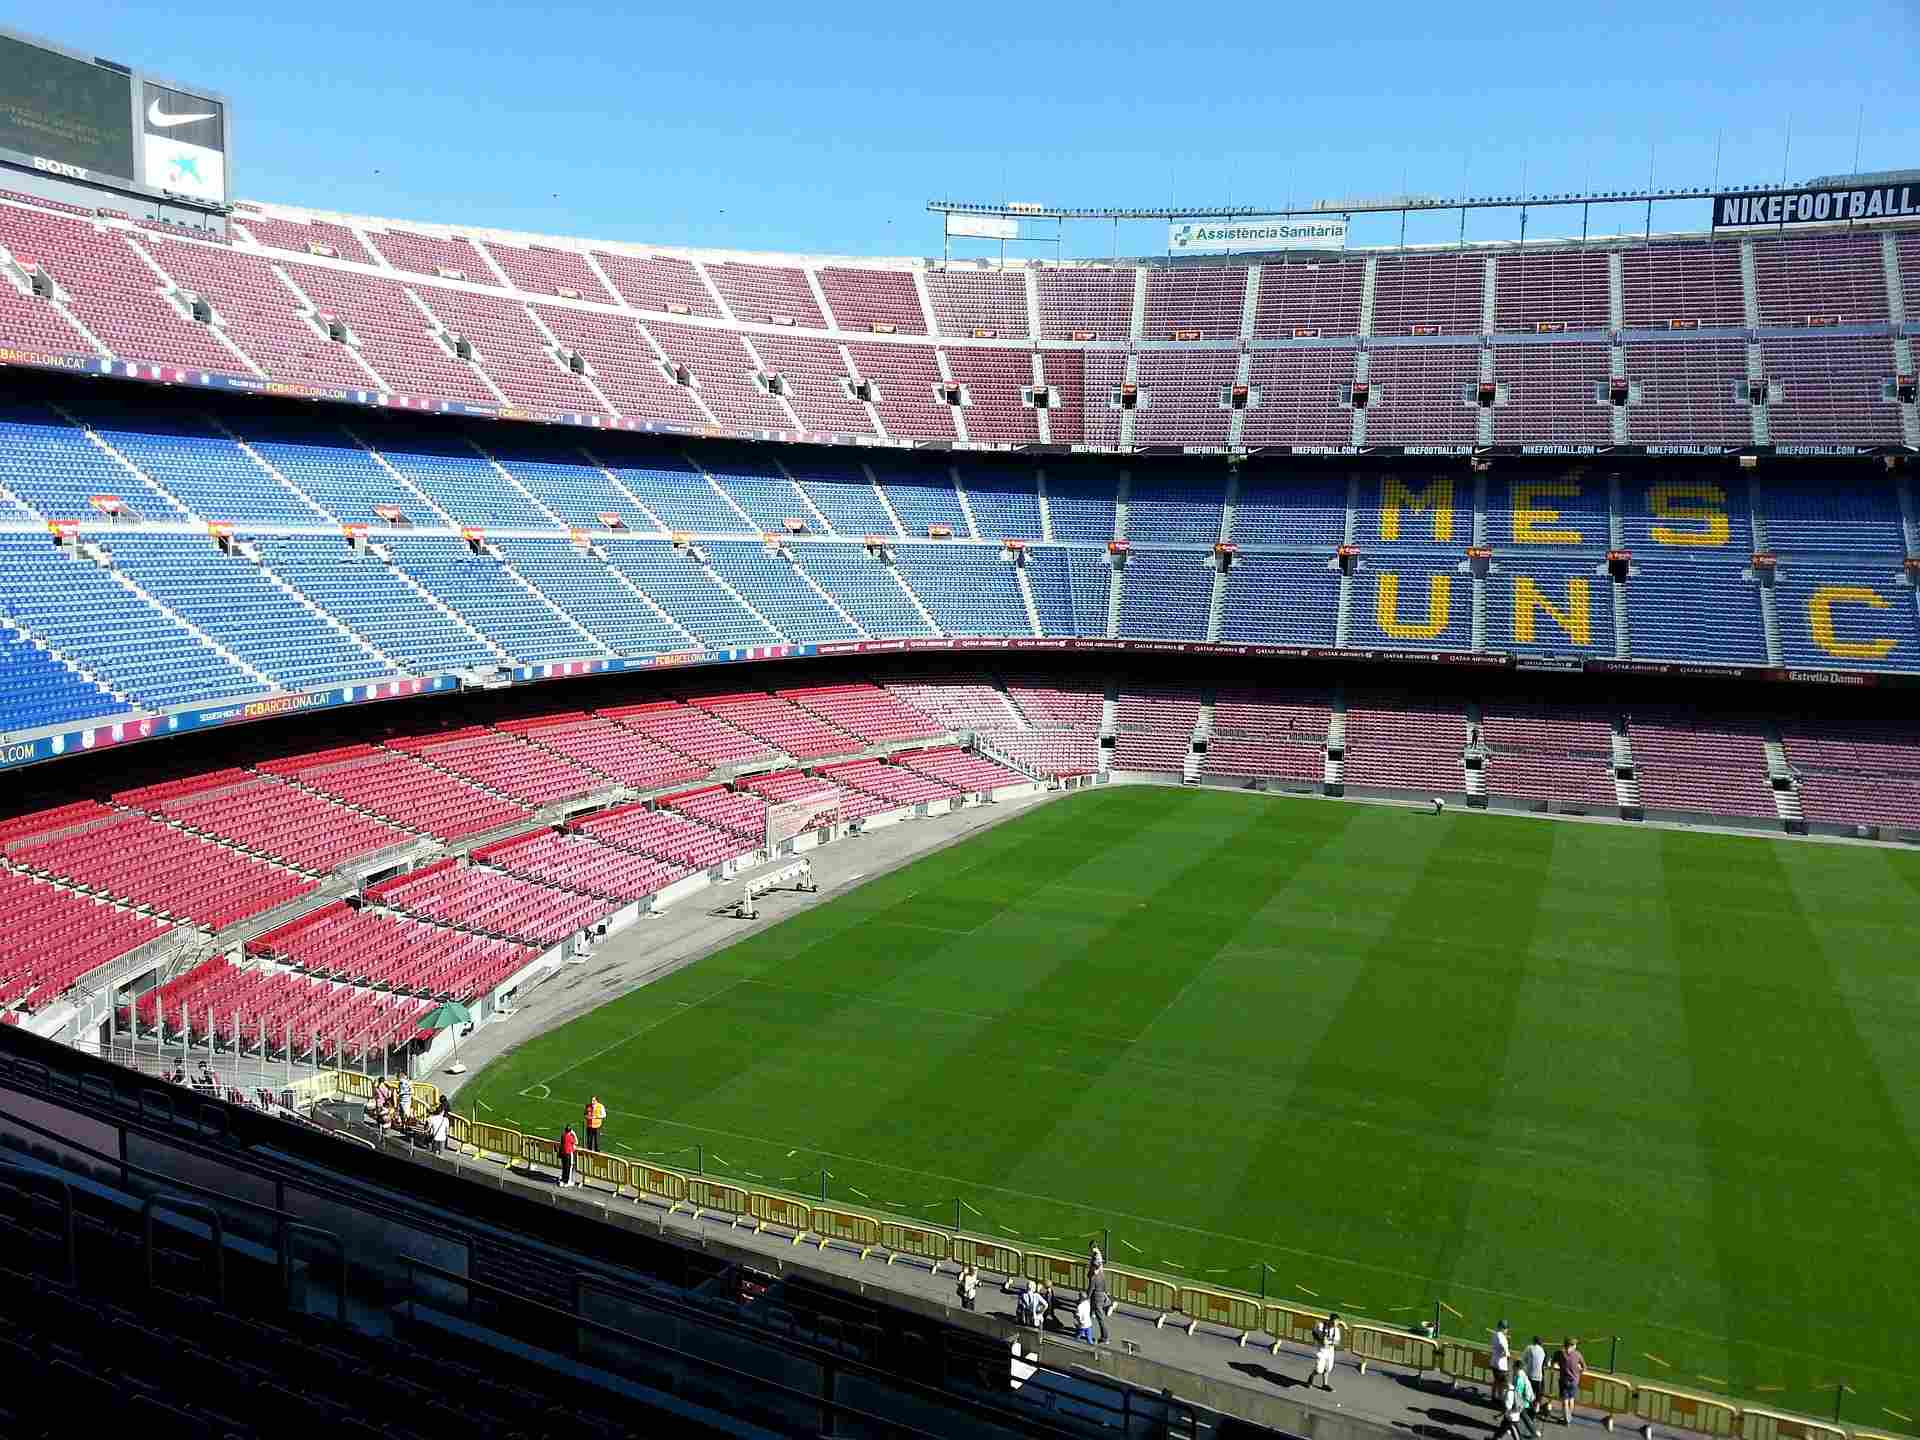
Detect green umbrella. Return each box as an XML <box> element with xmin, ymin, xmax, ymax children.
<box><xmin>418</xmin><ymin>1000</ymin><xmax>474</xmax><ymax>1074</ymax></box>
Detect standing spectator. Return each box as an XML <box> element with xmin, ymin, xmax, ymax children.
<box><xmin>397</xmin><ymin>1074</ymin><xmax>414</xmax><ymax>1119</ymax></box>
<box><xmin>584</xmin><ymin>1095</ymin><xmax>606</xmax><ymax>1152</ymax></box>
<box><xmin>1074</xmin><ymin>1293</ymin><xmax>1094</xmax><ymax>1343</ymax></box>
<box><xmin>956</xmin><ymin>1263</ymin><xmax>978</xmax><ymax>1312</ymax></box>
<box><xmin>1492</xmin><ymin>1319</ymin><xmax>1513</xmax><ymax>1409</ymax></box>
<box><xmin>1523</xmin><ymin>1336</ymin><xmax>1548</xmax><ymax>1420</ymax></box>
<box><xmin>1021</xmin><ymin>1282</ymin><xmax>1048</xmax><ymax>1329</ymax></box>
<box><xmin>1555</xmin><ymin>1338</ymin><xmax>1585</xmax><ymax>1426</ymax></box>
<box><xmin>1087</xmin><ymin>1265</ymin><xmax>1112</xmax><ymax>1344</ymax></box>
<box><xmin>1087</xmin><ymin>1243</ymin><xmax>1104</xmax><ymax>1275</ymax></box>
<box><xmin>559</xmin><ymin>1124</ymin><xmax>578</xmax><ymax>1187</ymax></box>
<box><xmin>425</xmin><ymin>1106</ymin><xmax>450</xmax><ymax>1154</ymax></box>
<box><xmin>1307</xmin><ymin>1312</ymin><xmax>1343</xmax><ymax>1392</ymax></box>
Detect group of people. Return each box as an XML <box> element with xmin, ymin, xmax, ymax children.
<box><xmin>1491</xmin><ymin>1324</ymin><xmax>1587</xmax><ymax>1434</ymax></box>
<box><xmin>954</xmin><ymin>1255</ymin><xmax>1589</xmax><ymax>1428</ymax></box>
<box><xmin>966</xmin><ymin>1242</ymin><xmax>1115</xmax><ymax>1346</ymax></box>
<box><xmin>555</xmin><ymin>1095</ymin><xmax>608</xmax><ymax>1187</ymax></box>
<box><xmin>358</xmin><ymin>1076</ymin><xmax>453</xmax><ymax>1152</ymax></box>
<box><xmin>169</xmin><ymin>1060</ymin><xmax>222</xmax><ymax>1091</ymax></box>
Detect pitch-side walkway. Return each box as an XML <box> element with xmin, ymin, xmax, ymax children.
<box><xmin>349</xmin><ymin>1102</ymin><xmax>1591</xmax><ymax>1440</ymax></box>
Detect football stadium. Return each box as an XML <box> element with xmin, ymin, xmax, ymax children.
<box><xmin>0</xmin><ymin>12</ymin><xmax>1917</xmax><ymax>1440</ymax></box>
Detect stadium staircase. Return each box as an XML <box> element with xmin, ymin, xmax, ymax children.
<box><xmin>886</xmin><ymin>560</ymin><xmax>943</xmax><ymax>635</ymax></box>
<box><xmin>208</xmin><ymin>420</ymin><xmax>339</xmax><ymax>523</ymax></box>
<box><xmin>1463</xmin><ymin>700</ymin><xmax>1488</xmax><ymax>807</ymax></box>
<box><xmin>367</xmin><ymin>543</ymin><xmax>519</xmax><ymax>665</ymax></box>
<box><xmin>770</xmin><ymin>455</ymin><xmax>835</xmax><ymax>534</ymax></box>
<box><xmin>1324</xmin><ymin>696</ymin><xmax>1347</xmax><ymax>795</ymax></box>
<box><xmin>1204</xmin><ymin>472</ymin><xmax>1236</xmax><ymax>642</ymax></box>
<box><xmin>1012</xmin><ymin>558</ymin><xmax>1044</xmax><ymax>636</ymax></box>
<box><xmin>1183</xmin><ymin>698</ymin><xmax>1214</xmax><ymax>784</ymax></box>
<box><xmin>52</xmin><ymin>403</ymin><xmax>192</xmax><ymax>522</ymax></box>
<box><xmin>931</xmin><ymin>350</ymin><xmax>967</xmax><ymax>444</ymax></box>
<box><xmin>966</xmin><ymin>731</ymin><xmax>1045</xmax><ymax>784</ymax></box>
<box><xmin>248</xmin><ymin>549</ymin><xmax>404</xmax><ymax>672</ymax></box>
<box><xmin>598</xmin><ymin>560</ymin><xmax>703</xmax><ymax>647</ymax></box>
<box><xmin>1098</xmin><ymin>684</ymin><xmax>1118</xmax><ymax>775</ymax></box>
<box><xmin>992</xmin><ymin>677</ymin><xmax>1035</xmax><ymax>728</ymax></box>
<box><xmin>0</xmin><ymin>618</ymin><xmax>128</xmax><ymax>715</ymax></box>
<box><xmin>1609</xmin><ymin>723</ymin><xmax>1642</xmax><ymax>815</ymax></box>
<box><xmin>949</xmin><ymin>464</ymin><xmax>982</xmax><ymax>540</ymax></box>
<box><xmin>1762</xmin><ymin>731</ymin><xmax>1805</xmax><ymax>828</ymax></box>
<box><xmin>93</xmin><ymin>550</ymin><xmax>281</xmax><ymax>695</ymax></box>
<box><xmin>1034</xmin><ymin>468</ymin><xmax>1053</xmax><ymax>541</ymax></box>
<box><xmin>346</xmin><ymin>427</ymin><xmax>458</xmax><ymax>524</ymax></box>
<box><xmin>785</xmin><ymin>550</ymin><xmax>870</xmax><ymax>636</ymax></box>
<box><xmin>471</xmin><ymin>441</ymin><xmax>570</xmax><ymax>527</ymax></box>
<box><xmin>701</xmin><ymin>562</ymin><xmax>795</xmax><ymax>644</ymax></box>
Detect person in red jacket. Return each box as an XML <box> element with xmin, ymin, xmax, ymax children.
<box><xmin>559</xmin><ymin>1124</ymin><xmax>578</xmax><ymax>1187</ymax></box>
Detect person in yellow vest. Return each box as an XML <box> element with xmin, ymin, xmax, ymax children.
<box><xmin>584</xmin><ymin>1095</ymin><xmax>606</xmax><ymax>1152</ymax></box>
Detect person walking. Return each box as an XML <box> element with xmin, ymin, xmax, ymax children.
<box><xmin>1523</xmin><ymin>1336</ymin><xmax>1548</xmax><ymax>1421</ymax></box>
<box><xmin>1491</xmin><ymin>1319</ymin><xmax>1513</xmax><ymax>1410</ymax></box>
<box><xmin>1511</xmin><ymin>1358</ymin><xmax>1539</xmax><ymax>1439</ymax></box>
<box><xmin>584</xmin><ymin>1095</ymin><xmax>606</xmax><ymax>1152</ymax></box>
<box><xmin>1554</xmin><ymin>1338</ymin><xmax>1585</xmax><ymax>1426</ymax></box>
<box><xmin>1087</xmin><ymin>1265</ymin><xmax>1111</xmax><ymax>1344</ymax></box>
<box><xmin>1307</xmin><ymin>1312</ymin><xmax>1343</xmax><ymax>1392</ymax></box>
<box><xmin>559</xmin><ymin>1124</ymin><xmax>578</xmax><ymax>1187</ymax></box>
<box><xmin>956</xmin><ymin>1263</ymin><xmax>978</xmax><ymax>1312</ymax></box>
<box><xmin>1492</xmin><ymin>1370</ymin><xmax>1528</xmax><ymax>1440</ymax></box>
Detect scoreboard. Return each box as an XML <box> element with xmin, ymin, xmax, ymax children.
<box><xmin>0</xmin><ymin>26</ymin><xmax>228</xmax><ymax>208</ymax></box>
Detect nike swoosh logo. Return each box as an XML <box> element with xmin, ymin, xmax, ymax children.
<box><xmin>148</xmin><ymin>99</ymin><xmax>216</xmax><ymax>129</ymax></box>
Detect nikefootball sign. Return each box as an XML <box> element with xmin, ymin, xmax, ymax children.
<box><xmin>140</xmin><ymin>81</ymin><xmax>225</xmax><ymax>203</ymax></box>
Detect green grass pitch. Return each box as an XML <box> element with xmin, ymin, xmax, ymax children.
<box><xmin>464</xmin><ymin>786</ymin><xmax>1920</xmax><ymax>1423</ymax></box>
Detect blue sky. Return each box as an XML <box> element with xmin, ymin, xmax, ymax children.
<box><xmin>21</xmin><ymin>0</ymin><xmax>1920</xmax><ymax>257</ymax></box>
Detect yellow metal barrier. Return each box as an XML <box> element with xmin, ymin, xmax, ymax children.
<box><xmin>415</xmin><ymin>1081</ymin><xmax>441</xmax><ymax>1111</ymax></box>
<box><xmin>470</xmin><ymin>1121</ymin><xmax>522</xmax><ymax>1166</ymax></box>
<box><xmin>951</xmin><ymin>1236</ymin><xmax>1023</xmax><ymax>1281</ymax></box>
<box><xmin>1737</xmin><ymin>1409</ymin><xmax>1847</xmax><ymax>1440</ymax></box>
<box><xmin>1548</xmin><ymin>1366</ymin><xmax>1634</xmax><ymax>1420</ymax></box>
<box><xmin>1104</xmin><ymin>1267</ymin><xmax>1178</xmax><ymax>1321</ymax></box>
<box><xmin>575</xmin><ymin>1151</ymin><xmax>627</xmax><ymax>1193</ymax></box>
<box><xmin>810</xmin><ymin>1206</ymin><xmax>882</xmax><ymax>1259</ymax></box>
<box><xmin>1265</xmin><ymin>1303</ymin><xmax>1327</xmax><ymax>1353</ymax></box>
<box><xmin>878</xmin><ymin>1221</ymin><xmax>950</xmax><ymax>1270</ymax></box>
<box><xmin>746</xmin><ymin>1191</ymin><xmax>811</xmax><ymax>1241</ymax></box>
<box><xmin>685</xmin><ymin>1178</ymin><xmax>750</xmax><ymax>1223</ymax></box>
<box><xmin>631</xmin><ymin>1163</ymin><xmax>690</xmax><ymax>1207</ymax></box>
<box><xmin>1023</xmin><ymin>1249</ymin><xmax>1089</xmax><ymax>1294</ymax></box>
<box><xmin>335</xmin><ymin>1072</ymin><xmax>374</xmax><ymax>1101</ymax></box>
<box><xmin>522</xmin><ymin>1135</ymin><xmax>560</xmax><ymax>1174</ymax></box>
<box><xmin>1439</xmin><ymin>1339</ymin><xmax>1495</xmax><ymax>1390</ymax></box>
<box><xmin>447</xmin><ymin>1114</ymin><xmax>473</xmax><ymax>1152</ymax></box>
<box><xmin>1177</xmin><ymin>1286</ymin><xmax>1264</xmax><ymax>1340</ymax></box>
<box><xmin>1348</xmin><ymin>1323</ymin><xmax>1438</xmax><ymax>1374</ymax></box>
<box><xmin>1632</xmin><ymin>1384</ymin><xmax>1738</xmax><ymax>1437</ymax></box>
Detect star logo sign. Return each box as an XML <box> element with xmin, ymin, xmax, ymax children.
<box><xmin>169</xmin><ymin>153</ymin><xmax>204</xmax><ymax>184</ymax></box>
